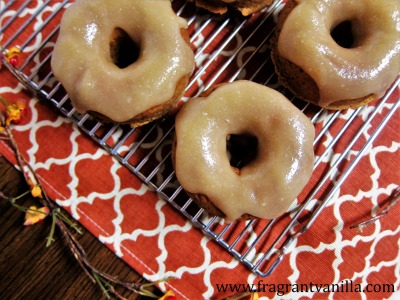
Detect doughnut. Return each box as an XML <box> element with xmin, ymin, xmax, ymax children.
<box><xmin>51</xmin><ymin>0</ymin><xmax>194</xmax><ymax>127</ymax></box>
<box><xmin>186</xmin><ymin>0</ymin><xmax>273</xmax><ymax>16</ymax></box>
<box><xmin>271</xmin><ymin>0</ymin><xmax>400</xmax><ymax>110</ymax></box>
<box><xmin>172</xmin><ymin>81</ymin><xmax>315</xmax><ymax>221</ymax></box>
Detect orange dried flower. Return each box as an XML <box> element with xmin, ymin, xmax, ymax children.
<box><xmin>4</xmin><ymin>46</ymin><xmax>21</xmax><ymax>67</ymax></box>
<box><xmin>6</xmin><ymin>101</ymin><xmax>26</xmax><ymax>125</ymax></box>
<box><xmin>250</xmin><ymin>292</ymin><xmax>259</xmax><ymax>300</ymax></box>
<box><xmin>23</xmin><ymin>206</ymin><xmax>50</xmax><ymax>226</ymax></box>
<box><xmin>27</xmin><ymin>178</ymin><xmax>43</xmax><ymax>198</ymax></box>
<box><xmin>0</xmin><ymin>96</ymin><xmax>26</xmax><ymax>126</ymax></box>
<box><xmin>159</xmin><ymin>290</ymin><xmax>176</xmax><ymax>300</ymax></box>
<box><xmin>31</xmin><ymin>184</ymin><xmax>43</xmax><ymax>198</ymax></box>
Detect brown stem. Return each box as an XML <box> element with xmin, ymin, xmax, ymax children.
<box><xmin>350</xmin><ymin>186</ymin><xmax>400</xmax><ymax>230</ymax></box>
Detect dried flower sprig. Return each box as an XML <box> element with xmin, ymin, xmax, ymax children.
<box><xmin>1</xmin><ymin>46</ymin><xmax>21</xmax><ymax>68</ymax></box>
<box><xmin>0</xmin><ymin>189</ymin><xmax>49</xmax><ymax>226</ymax></box>
<box><xmin>350</xmin><ymin>186</ymin><xmax>400</xmax><ymax>231</ymax></box>
<box><xmin>0</xmin><ymin>95</ymin><xmax>169</xmax><ymax>299</ymax></box>
<box><xmin>0</xmin><ymin>95</ymin><xmax>26</xmax><ymax>127</ymax></box>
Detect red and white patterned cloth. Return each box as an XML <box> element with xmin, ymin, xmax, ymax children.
<box><xmin>1</xmin><ymin>1</ymin><xmax>399</xmax><ymax>299</ymax></box>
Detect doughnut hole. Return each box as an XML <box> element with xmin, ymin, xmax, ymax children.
<box><xmin>226</xmin><ymin>133</ymin><xmax>258</xmax><ymax>171</ymax></box>
<box><xmin>330</xmin><ymin>20</ymin><xmax>357</xmax><ymax>49</ymax></box>
<box><xmin>110</xmin><ymin>27</ymin><xmax>140</xmax><ymax>69</ymax></box>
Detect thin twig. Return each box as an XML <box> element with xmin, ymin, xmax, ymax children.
<box><xmin>350</xmin><ymin>186</ymin><xmax>400</xmax><ymax>230</ymax></box>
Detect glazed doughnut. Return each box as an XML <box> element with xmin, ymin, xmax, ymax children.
<box><xmin>187</xmin><ymin>0</ymin><xmax>273</xmax><ymax>16</ymax></box>
<box><xmin>271</xmin><ymin>0</ymin><xmax>400</xmax><ymax>110</ymax></box>
<box><xmin>173</xmin><ymin>81</ymin><xmax>315</xmax><ymax>221</ymax></box>
<box><xmin>51</xmin><ymin>0</ymin><xmax>194</xmax><ymax>127</ymax></box>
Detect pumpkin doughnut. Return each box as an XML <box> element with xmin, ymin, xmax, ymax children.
<box><xmin>173</xmin><ymin>81</ymin><xmax>315</xmax><ymax>221</ymax></box>
<box><xmin>271</xmin><ymin>0</ymin><xmax>400</xmax><ymax>110</ymax></box>
<box><xmin>51</xmin><ymin>0</ymin><xmax>194</xmax><ymax>127</ymax></box>
<box><xmin>186</xmin><ymin>0</ymin><xmax>274</xmax><ymax>16</ymax></box>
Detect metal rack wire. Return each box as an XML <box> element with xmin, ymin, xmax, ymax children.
<box><xmin>1</xmin><ymin>0</ymin><xmax>399</xmax><ymax>277</ymax></box>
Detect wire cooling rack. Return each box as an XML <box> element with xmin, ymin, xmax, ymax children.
<box><xmin>1</xmin><ymin>0</ymin><xmax>399</xmax><ymax>277</ymax></box>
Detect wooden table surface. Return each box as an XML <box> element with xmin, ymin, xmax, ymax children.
<box><xmin>0</xmin><ymin>156</ymin><xmax>160</xmax><ymax>299</ymax></box>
